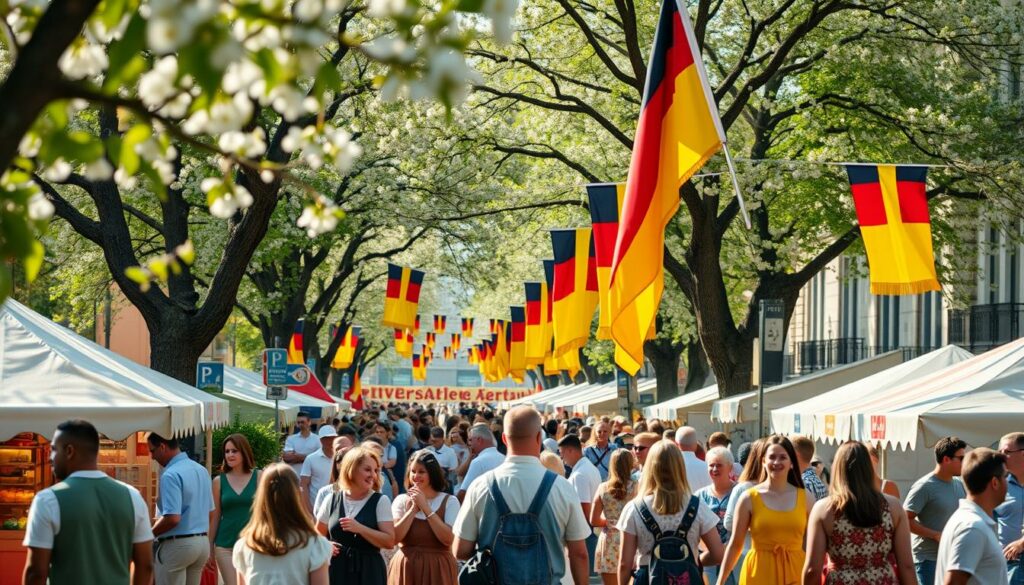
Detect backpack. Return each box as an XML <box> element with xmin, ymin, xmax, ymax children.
<box><xmin>637</xmin><ymin>495</ymin><xmax>703</xmax><ymax>585</ymax></box>
<box><xmin>458</xmin><ymin>470</ymin><xmax>558</xmax><ymax>585</ymax></box>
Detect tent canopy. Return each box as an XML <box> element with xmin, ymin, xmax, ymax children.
<box><xmin>643</xmin><ymin>384</ymin><xmax>720</xmax><ymax>422</ymax></box>
<box><xmin>771</xmin><ymin>345</ymin><xmax>974</xmax><ymax>443</ymax></box>
<box><xmin>835</xmin><ymin>338</ymin><xmax>1024</xmax><ymax>449</ymax></box>
<box><xmin>0</xmin><ymin>299</ymin><xmax>229</xmax><ymax>440</ymax></box>
<box><xmin>222</xmin><ymin>365</ymin><xmax>346</xmax><ymax>425</ymax></box>
<box><xmin>711</xmin><ymin>351</ymin><xmax>904</xmax><ymax>424</ymax></box>
<box><xmin>550</xmin><ymin>381</ymin><xmax>615</xmax><ymax>409</ymax></box>
<box><xmin>508</xmin><ymin>382</ymin><xmax>591</xmax><ymax>410</ymax></box>
<box><xmin>570</xmin><ymin>379</ymin><xmax>657</xmax><ymax>415</ymax></box>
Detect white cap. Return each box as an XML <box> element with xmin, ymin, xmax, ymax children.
<box><xmin>318</xmin><ymin>425</ymin><xmax>338</xmax><ymax>439</ymax></box>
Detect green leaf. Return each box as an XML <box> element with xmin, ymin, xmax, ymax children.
<box><xmin>312</xmin><ymin>62</ymin><xmax>343</xmax><ymax>101</ymax></box>
<box><xmin>119</xmin><ymin>124</ymin><xmax>152</xmax><ymax>175</ymax></box>
<box><xmin>178</xmin><ymin>27</ymin><xmax>228</xmax><ymax>96</ymax></box>
<box><xmin>23</xmin><ymin>240</ymin><xmax>45</xmax><ymax>283</ymax></box>
<box><xmin>104</xmin><ymin>14</ymin><xmax>146</xmax><ymax>91</ymax></box>
<box><xmin>0</xmin><ymin>265</ymin><xmax>12</xmax><ymax>303</ymax></box>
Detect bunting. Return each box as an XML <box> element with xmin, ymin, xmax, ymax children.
<box><xmin>382</xmin><ymin>263</ymin><xmax>425</xmax><ymax>330</ymax></box>
<box><xmin>287</xmin><ymin>319</ymin><xmax>304</xmax><ymax>365</ymax></box>
<box><xmin>412</xmin><ymin>353</ymin><xmax>426</xmax><ymax>381</ymax></box>
<box><xmin>394</xmin><ymin>328</ymin><xmax>413</xmax><ymax>358</ymax></box>
<box><xmin>425</xmin><ymin>331</ymin><xmax>436</xmax><ymax>350</ymax></box>
<box><xmin>451</xmin><ymin>333</ymin><xmax>462</xmax><ymax>352</ymax></box>
<box><xmin>610</xmin><ymin>0</ymin><xmax>726</xmax><ymax>374</ymax></box>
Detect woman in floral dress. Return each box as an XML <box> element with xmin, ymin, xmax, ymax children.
<box><xmin>801</xmin><ymin>441</ymin><xmax>917</xmax><ymax>585</ymax></box>
<box><xmin>589</xmin><ymin>449</ymin><xmax>636</xmax><ymax>585</ymax></box>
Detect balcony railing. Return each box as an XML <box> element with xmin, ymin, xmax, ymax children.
<box><xmin>796</xmin><ymin>338</ymin><xmax>866</xmax><ymax>373</ymax></box>
<box><xmin>948</xmin><ymin>303</ymin><xmax>1024</xmax><ymax>353</ymax></box>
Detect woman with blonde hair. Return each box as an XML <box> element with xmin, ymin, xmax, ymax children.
<box><xmin>231</xmin><ymin>463</ymin><xmax>330</xmax><ymax>584</ymax></box>
<box><xmin>697</xmin><ymin>446</ymin><xmax>739</xmax><ymax>585</ymax></box>
<box><xmin>617</xmin><ymin>441</ymin><xmax>724</xmax><ymax>585</ymax></box>
<box><xmin>388</xmin><ymin>451</ymin><xmax>460</xmax><ymax>585</ymax></box>
<box><xmin>315</xmin><ymin>446</ymin><xmax>395</xmax><ymax>585</ymax></box>
<box><xmin>590</xmin><ymin>449</ymin><xmax>637</xmax><ymax>585</ymax></box>
<box><xmin>802</xmin><ymin>441</ymin><xmax>915</xmax><ymax>585</ymax></box>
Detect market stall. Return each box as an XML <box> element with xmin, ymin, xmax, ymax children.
<box><xmin>0</xmin><ymin>299</ymin><xmax>229</xmax><ymax>581</ymax></box>
<box><xmin>566</xmin><ymin>379</ymin><xmax>660</xmax><ymax>416</ymax></box>
<box><xmin>222</xmin><ymin>365</ymin><xmax>344</xmax><ymax>425</ymax></box>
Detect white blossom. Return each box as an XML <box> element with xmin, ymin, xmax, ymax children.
<box><xmin>223</xmin><ymin>59</ymin><xmax>263</xmax><ymax>95</ymax></box>
<box><xmin>138</xmin><ymin>56</ymin><xmax>180</xmax><ymax>110</ymax></box>
<box><xmin>58</xmin><ymin>42</ymin><xmax>108</xmax><ymax>80</ymax></box>
<box><xmin>367</xmin><ymin>0</ymin><xmax>407</xmax><ymax>18</ymax></box>
<box><xmin>218</xmin><ymin>129</ymin><xmax>267</xmax><ymax>158</ymax></box>
<box><xmin>202</xmin><ymin>177</ymin><xmax>255</xmax><ymax>218</ymax></box>
<box><xmin>26</xmin><ymin>192</ymin><xmax>54</xmax><ymax>221</ymax></box>
<box><xmin>42</xmin><ymin>159</ymin><xmax>72</xmax><ymax>182</ymax></box>
<box><xmin>483</xmin><ymin>0</ymin><xmax>519</xmax><ymax>44</ymax></box>
<box><xmin>83</xmin><ymin>159</ymin><xmax>114</xmax><ymax>181</ymax></box>
<box><xmin>293</xmin><ymin>0</ymin><xmax>322</xmax><ymax>21</ymax></box>
<box><xmin>297</xmin><ymin>200</ymin><xmax>340</xmax><ymax>237</ymax></box>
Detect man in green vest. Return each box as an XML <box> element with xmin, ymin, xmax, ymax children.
<box><xmin>22</xmin><ymin>419</ymin><xmax>154</xmax><ymax>585</ymax></box>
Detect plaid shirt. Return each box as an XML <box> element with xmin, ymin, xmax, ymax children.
<box><xmin>802</xmin><ymin>468</ymin><xmax>829</xmax><ymax>501</ymax></box>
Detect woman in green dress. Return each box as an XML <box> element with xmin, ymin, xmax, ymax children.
<box><xmin>209</xmin><ymin>433</ymin><xmax>259</xmax><ymax>585</ymax></box>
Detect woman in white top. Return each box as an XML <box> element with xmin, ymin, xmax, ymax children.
<box><xmin>232</xmin><ymin>463</ymin><xmax>331</xmax><ymax>585</ymax></box>
<box><xmin>617</xmin><ymin>440</ymin><xmax>725</xmax><ymax>585</ymax></box>
<box><xmin>388</xmin><ymin>450</ymin><xmax>461</xmax><ymax>585</ymax></box>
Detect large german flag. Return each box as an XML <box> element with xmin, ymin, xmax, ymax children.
<box><xmin>587</xmin><ymin>183</ymin><xmax>626</xmax><ymax>340</ymax></box>
<box><xmin>610</xmin><ymin>0</ymin><xmax>726</xmax><ymax>374</ymax></box>
<box><xmin>846</xmin><ymin>165</ymin><xmax>939</xmax><ymax>294</ymax></box>
<box><xmin>287</xmin><ymin>319</ymin><xmax>304</xmax><ymax>364</ymax></box>
<box><xmin>542</xmin><ymin>259</ymin><xmax>555</xmax><ymax>357</ymax></box>
<box><xmin>330</xmin><ymin>324</ymin><xmax>360</xmax><ymax>370</ymax></box>
<box><xmin>382</xmin><ymin>263</ymin><xmax>425</xmax><ymax>330</ymax></box>
<box><xmin>551</xmin><ymin>228</ymin><xmax>599</xmax><ymax>357</ymax></box>
<box><xmin>509</xmin><ymin>306</ymin><xmax>526</xmax><ymax>382</ymax></box>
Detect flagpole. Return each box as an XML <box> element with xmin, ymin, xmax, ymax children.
<box><xmin>722</xmin><ymin>144</ymin><xmax>752</xmax><ymax>230</ymax></box>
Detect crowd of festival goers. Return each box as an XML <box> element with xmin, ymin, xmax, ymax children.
<box><xmin>20</xmin><ymin>403</ymin><xmax>1024</xmax><ymax>585</ymax></box>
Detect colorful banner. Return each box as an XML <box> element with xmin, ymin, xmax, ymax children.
<box><xmin>433</xmin><ymin>314</ymin><xmax>447</xmax><ymax>333</ymax></box>
<box><xmin>330</xmin><ymin>324</ymin><xmax>360</xmax><ymax>370</ymax></box>
<box><xmin>363</xmin><ymin>385</ymin><xmax>536</xmax><ymax>403</ymax></box>
<box><xmin>461</xmin><ymin>317</ymin><xmax>473</xmax><ymax>337</ymax></box>
<box><xmin>587</xmin><ymin>182</ymin><xmax>625</xmax><ymax>340</ymax></box>
<box><xmin>550</xmin><ymin>228</ymin><xmax>598</xmax><ymax>357</ymax></box>
<box><xmin>382</xmin><ymin>264</ymin><xmax>425</xmax><ymax>330</ymax></box>
<box><xmin>509</xmin><ymin>306</ymin><xmax>527</xmax><ymax>382</ymax></box>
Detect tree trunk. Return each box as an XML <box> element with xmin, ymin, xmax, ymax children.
<box><xmin>148</xmin><ymin>314</ymin><xmax>208</xmax><ymax>385</ymax></box>
<box><xmin>683</xmin><ymin>339</ymin><xmax>712</xmax><ymax>392</ymax></box>
<box><xmin>643</xmin><ymin>336</ymin><xmax>684</xmax><ymax>402</ymax></box>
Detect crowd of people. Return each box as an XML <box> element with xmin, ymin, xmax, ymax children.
<box><xmin>17</xmin><ymin>406</ymin><xmax>1024</xmax><ymax>585</ymax></box>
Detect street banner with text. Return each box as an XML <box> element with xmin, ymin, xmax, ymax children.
<box><xmin>363</xmin><ymin>385</ymin><xmax>536</xmax><ymax>403</ymax></box>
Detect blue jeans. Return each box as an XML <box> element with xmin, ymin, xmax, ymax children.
<box><xmin>915</xmin><ymin>559</ymin><xmax>936</xmax><ymax>585</ymax></box>
<box><xmin>586</xmin><ymin>532</ymin><xmax>598</xmax><ymax>576</ymax></box>
<box><xmin>1010</xmin><ymin>556</ymin><xmax>1024</xmax><ymax>585</ymax></box>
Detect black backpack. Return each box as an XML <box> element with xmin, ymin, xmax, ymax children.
<box><xmin>637</xmin><ymin>495</ymin><xmax>703</xmax><ymax>585</ymax></box>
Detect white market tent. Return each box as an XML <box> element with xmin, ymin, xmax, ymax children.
<box><xmin>549</xmin><ymin>381</ymin><xmax>615</xmax><ymax>409</ymax></box>
<box><xmin>0</xmin><ymin>299</ymin><xmax>229</xmax><ymax>440</ymax></box>
<box><xmin>711</xmin><ymin>350</ymin><xmax>905</xmax><ymax>425</ymax></box>
<box><xmin>643</xmin><ymin>383</ymin><xmax>720</xmax><ymax>422</ymax></box>
<box><xmin>770</xmin><ymin>345</ymin><xmax>975</xmax><ymax>443</ymax></box>
<box><xmin>832</xmin><ymin>337</ymin><xmax>1024</xmax><ymax>450</ymax></box>
<box><xmin>506</xmin><ymin>382</ymin><xmax>590</xmax><ymax>410</ymax></box>
<box><xmin>221</xmin><ymin>365</ymin><xmax>345</xmax><ymax>425</ymax></box>
<box><xmin>569</xmin><ymin>379</ymin><xmax>659</xmax><ymax>415</ymax></box>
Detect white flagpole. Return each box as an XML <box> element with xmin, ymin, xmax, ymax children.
<box><xmin>722</xmin><ymin>144</ymin><xmax>751</xmax><ymax>229</ymax></box>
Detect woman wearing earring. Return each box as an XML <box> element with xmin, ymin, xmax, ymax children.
<box><xmin>718</xmin><ymin>435</ymin><xmax>814</xmax><ymax>585</ymax></box>
<box><xmin>210</xmin><ymin>433</ymin><xmax>259</xmax><ymax>585</ymax></box>
<box><xmin>388</xmin><ymin>451</ymin><xmax>460</xmax><ymax>585</ymax></box>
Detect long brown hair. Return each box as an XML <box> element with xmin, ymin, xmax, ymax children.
<box><xmin>220</xmin><ymin>433</ymin><xmax>255</xmax><ymax>474</ymax></box>
<box><xmin>605</xmin><ymin>448</ymin><xmax>636</xmax><ymax>501</ymax></box>
<box><xmin>239</xmin><ymin>464</ymin><xmax>318</xmax><ymax>556</ymax></box>
<box><xmin>739</xmin><ymin>438</ymin><xmax>768</xmax><ymax>483</ymax></box>
<box><xmin>405</xmin><ymin>450</ymin><xmax>448</xmax><ymax>492</ymax></box>
<box><xmin>638</xmin><ymin>441</ymin><xmax>690</xmax><ymax>514</ymax></box>
<box><xmin>830</xmin><ymin>441</ymin><xmax>884</xmax><ymax>527</ymax></box>
<box><xmin>763</xmin><ymin>435</ymin><xmax>804</xmax><ymax>489</ymax></box>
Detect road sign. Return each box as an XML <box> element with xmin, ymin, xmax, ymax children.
<box><xmin>196</xmin><ymin>362</ymin><xmax>224</xmax><ymax>393</ymax></box>
<box><xmin>267</xmin><ymin>386</ymin><xmax>288</xmax><ymax>400</ymax></box>
<box><xmin>639</xmin><ymin>393</ymin><xmax>655</xmax><ymax>405</ymax></box>
<box><xmin>286</xmin><ymin>364</ymin><xmax>311</xmax><ymax>385</ymax></box>
<box><xmin>262</xmin><ymin>348</ymin><xmax>289</xmax><ymax>386</ymax></box>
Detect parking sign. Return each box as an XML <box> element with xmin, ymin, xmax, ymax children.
<box><xmin>262</xmin><ymin>348</ymin><xmax>289</xmax><ymax>386</ymax></box>
<box><xmin>196</xmin><ymin>362</ymin><xmax>224</xmax><ymax>393</ymax></box>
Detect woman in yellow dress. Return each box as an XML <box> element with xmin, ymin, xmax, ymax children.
<box><xmin>717</xmin><ymin>435</ymin><xmax>816</xmax><ymax>585</ymax></box>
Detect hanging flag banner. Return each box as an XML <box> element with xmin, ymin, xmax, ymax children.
<box><xmin>609</xmin><ymin>0</ymin><xmax>727</xmax><ymax>375</ymax></box>
<box><xmin>433</xmin><ymin>314</ymin><xmax>447</xmax><ymax>333</ymax></box>
<box><xmin>587</xmin><ymin>183</ymin><xmax>626</xmax><ymax>340</ymax></box>
<box><xmin>846</xmin><ymin>165</ymin><xmax>940</xmax><ymax>295</ymax></box>
<box><xmin>344</xmin><ymin>364</ymin><xmax>364</xmax><ymax>410</ymax></box>
<box><xmin>287</xmin><ymin>319</ymin><xmax>304</xmax><ymax>365</ymax></box>
<box><xmin>461</xmin><ymin>317</ymin><xmax>473</xmax><ymax>337</ymax></box>
<box><xmin>382</xmin><ymin>264</ymin><xmax>425</xmax><ymax>330</ymax></box>
<box><xmin>425</xmin><ymin>331</ymin><xmax>436</xmax><ymax>350</ymax></box>
<box><xmin>412</xmin><ymin>352</ymin><xmax>426</xmax><ymax>381</ymax></box>
<box><xmin>509</xmin><ymin>306</ymin><xmax>527</xmax><ymax>382</ymax></box>
<box><xmin>451</xmin><ymin>333</ymin><xmax>462</xmax><ymax>352</ymax></box>
<box><xmin>550</xmin><ymin>228</ymin><xmax>599</xmax><ymax>357</ymax></box>
<box><xmin>524</xmin><ymin>282</ymin><xmax>547</xmax><ymax>367</ymax></box>
<box><xmin>330</xmin><ymin>324</ymin><xmax>361</xmax><ymax>370</ymax></box>
<box><xmin>413</xmin><ymin>315</ymin><xmax>421</xmax><ymax>336</ymax></box>
<box><xmin>363</xmin><ymin>385</ymin><xmax>536</xmax><ymax>403</ymax></box>
<box><xmin>542</xmin><ymin>259</ymin><xmax>555</xmax><ymax>361</ymax></box>
<box><xmin>394</xmin><ymin>328</ymin><xmax>413</xmax><ymax>358</ymax></box>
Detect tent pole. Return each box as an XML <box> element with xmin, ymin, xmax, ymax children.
<box><xmin>205</xmin><ymin>428</ymin><xmax>213</xmax><ymax>473</ymax></box>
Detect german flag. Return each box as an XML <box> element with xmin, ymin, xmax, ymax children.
<box><xmin>556</xmin><ymin>346</ymin><xmax>581</xmax><ymax>378</ymax></box>
<box><xmin>412</xmin><ymin>353</ymin><xmax>425</xmax><ymax>381</ymax></box>
<box><xmin>382</xmin><ymin>263</ymin><xmax>425</xmax><ymax>330</ymax></box>
<box><xmin>551</xmin><ymin>228</ymin><xmax>599</xmax><ymax>357</ymax></box>
<box><xmin>461</xmin><ymin>317</ymin><xmax>473</xmax><ymax>337</ymax></box>
<box><xmin>587</xmin><ymin>183</ymin><xmax>626</xmax><ymax>339</ymax></box>
<box><xmin>344</xmin><ymin>363</ymin><xmax>364</xmax><ymax>410</ymax></box>
<box><xmin>542</xmin><ymin>259</ymin><xmax>555</xmax><ymax>355</ymax></box>
<box><xmin>846</xmin><ymin>165</ymin><xmax>939</xmax><ymax>294</ymax></box>
<box><xmin>433</xmin><ymin>314</ymin><xmax>447</xmax><ymax>333</ymax></box>
<box><xmin>509</xmin><ymin>306</ymin><xmax>527</xmax><ymax>381</ymax></box>
<box><xmin>330</xmin><ymin>324</ymin><xmax>360</xmax><ymax>370</ymax></box>
<box><xmin>489</xmin><ymin>318</ymin><xmax>498</xmax><ymax>335</ymax></box>
<box><xmin>524</xmin><ymin>282</ymin><xmax>547</xmax><ymax>367</ymax></box>
<box><xmin>425</xmin><ymin>331</ymin><xmax>436</xmax><ymax>350</ymax></box>
<box><xmin>468</xmin><ymin>344</ymin><xmax>479</xmax><ymax>365</ymax></box>
<box><xmin>413</xmin><ymin>315</ymin><xmax>421</xmax><ymax>336</ymax></box>
<box><xmin>610</xmin><ymin>0</ymin><xmax>727</xmax><ymax>374</ymax></box>
<box><xmin>287</xmin><ymin>319</ymin><xmax>304</xmax><ymax>364</ymax></box>
<box><xmin>451</xmin><ymin>333</ymin><xmax>461</xmax><ymax>352</ymax></box>
<box><xmin>394</xmin><ymin>328</ymin><xmax>413</xmax><ymax>358</ymax></box>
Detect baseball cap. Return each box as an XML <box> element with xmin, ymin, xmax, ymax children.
<box><xmin>318</xmin><ymin>425</ymin><xmax>338</xmax><ymax>439</ymax></box>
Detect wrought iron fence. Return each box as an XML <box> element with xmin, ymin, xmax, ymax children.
<box><xmin>796</xmin><ymin>338</ymin><xmax>866</xmax><ymax>373</ymax></box>
<box><xmin>947</xmin><ymin>303</ymin><xmax>1024</xmax><ymax>353</ymax></box>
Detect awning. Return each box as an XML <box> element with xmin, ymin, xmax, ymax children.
<box><xmin>643</xmin><ymin>384</ymin><xmax>720</xmax><ymax>422</ymax></box>
<box><xmin>222</xmin><ymin>365</ymin><xmax>344</xmax><ymax>424</ymax></box>
<box><xmin>770</xmin><ymin>345</ymin><xmax>974</xmax><ymax>443</ymax></box>
<box><xmin>711</xmin><ymin>351</ymin><xmax>904</xmax><ymax>424</ymax></box>
<box><xmin>570</xmin><ymin>379</ymin><xmax>658</xmax><ymax>415</ymax></box>
<box><xmin>0</xmin><ymin>299</ymin><xmax>229</xmax><ymax>440</ymax></box>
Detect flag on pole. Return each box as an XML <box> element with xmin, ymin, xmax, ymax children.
<box><xmin>433</xmin><ymin>314</ymin><xmax>447</xmax><ymax>333</ymax></box>
<box><xmin>587</xmin><ymin>183</ymin><xmax>626</xmax><ymax>339</ymax></box>
<box><xmin>382</xmin><ymin>263</ymin><xmax>425</xmax><ymax>330</ymax></box>
<box><xmin>846</xmin><ymin>165</ymin><xmax>940</xmax><ymax>295</ymax></box>
<box><xmin>330</xmin><ymin>324</ymin><xmax>361</xmax><ymax>370</ymax></box>
<box><xmin>344</xmin><ymin>363</ymin><xmax>364</xmax><ymax>410</ymax></box>
<box><xmin>509</xmin><ymin>306</ymin><xmax>527</xmax><ymax>382</ymax></box>
<box><xmin>609</xmin><ymin>0</ymin><xmax>728</xmax><ymax>374</ymax></box>
<box><xmin>551</xmin><ymin>228</ymin><xmax>599</xmax><ymax>357</ymax></box>
<box><xmin>287</xmin><ymin>319</ymin><xmax>304</xmax><ymax>364</ymax></box>
<box><xmin>461</xmin><ymin>317</ymin><xmax>473</xmax><ymax>337</ymax></box>
<box><xmin>542</xmin><ymin>259</ymin><xmax>555</xmax><ymax>358</ymax></box>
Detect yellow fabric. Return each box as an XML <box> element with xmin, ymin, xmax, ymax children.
<box><xmin>740</xmin><ymin>488</ymin><xmax>807</xmax><ymax>585</ymax></box>
<box><xmin>382</xmin><ymin>267</ymin><xmax>419</xmax><ymax>329</ymax></box>
<box><xmin>552</xmin><ymin>228</ymin><xmax>598</xmax><ymax>357</ymax></box>
<box><xmin>394</xmin><ymin>330</ymin><xmax>413</xmax><ymax>358</ymax></box>
<box><xmin>611</xmin><ymin>65</ymin><xmax>722</xmax><ymax>375</ymax></box>
<box><xmin>331</xmin><ymin>328</ymin><xmax>356</xmax><ymax>370</ymax></box>
<box><xmin>596</xmin><ymin>183</ymin><xmax>627</xmax><ymax>340</ymax></box>
<box><xmin>861</xmin><ymin>166</ymin><xmax>940</xmax><ymax>294</ymax></box>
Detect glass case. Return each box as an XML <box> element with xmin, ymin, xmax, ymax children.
<box><xmin>0</xmin><ymin>433</ymin><xmax>50</xmax><ymax>531</ymax></box>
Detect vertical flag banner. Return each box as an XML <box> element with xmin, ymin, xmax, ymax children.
<box><xmin>451</xmin><ymin>333</ymin><xmax>462</xmax><ymax>352</ymax></box>
<box><xmin>489</xmin><ymin>319</ymin><xmax>498</xmax><ymax>335</ymax></box>
<box><xmin>426</xmin><ymin>331</ymin><xmax>436</xmax><ymax>350</ymax></box>
<box><xmin>610</xmin><ymin>0</ymin><xmax>727</xmax><ymax>374</ymax></box>
<box><xmin>412</xmin><ymin>353</ymin><xmax>425</xmax><ymax>381</ymax></box>
<box><xmin>587</xmin><ymin>183</ymin><xmax>626</xmax><ymax>339</ymax></box>
<box><xmin>345</xmin><ymin>364</ymin><xmax>364</xmax><ymax>410</ymax></box>
<box><xmin>382</xmin><ymin>263</ymin><xmax>425</xmax><ymax>330</ymax></box>
<box><xmin>524</xmin><ymin>282</ymin><xmax>547</xmax><ymax>367</ymax></box>
<box><xmin>413</xmin><ymin>315</ymin><xmax>421</xmax><ymax>336</ymax></box>
<box><xmin>331</xmin><ymin>324</ymin><xmax>361</xmax><ymax>370</ymax></box>
<box><xmin>461</xmin><ymin>317</ymin><xmax>473</xmax><ymax>337</ymax></box>
<box><xmin>433</xmin><ymin>314</ymin><xmax>447</xmax><ymax>333</ymax></box>
<box><xmin>394</xmin><ymin>328</ymin><xmax>414</xmax><ymax>358</ymax></box>
<box><xmin>287</xmin><ymin>319</ymin><xmax>304</xmax><ymax>364</ymax></box>
<box><xmin>509</xmin><ymin>306</ymin><xmax>527</xmax><ymax>381</ymax></box>
<box><xmin>550</xmin><ymin>228</ymin><xmax>599</xmax><ymax>357</ymax></box>
<box><xmin>542</xmin><ymin>259</ymin><xmax>555</xmax><ymax>359</ymax></box>
<box><xmin>846</xmin><ymin>165</ymin><xmax>940</xmax><ymax>294</ymax></box>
